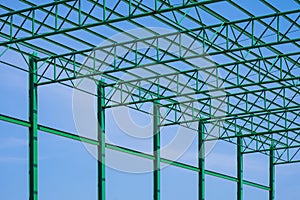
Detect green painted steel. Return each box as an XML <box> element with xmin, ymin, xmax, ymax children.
<box><xmin>0</xmin><ymin>1</ymin><xmax>299</xmax><ymax>199</ymax></box>
<box><xmin>98</xmin><ymin>82</ymin><xmax>106</xmax><ymax>200</ymax></box>
<box><xmin>153</xmin><ymin>103</ymin><xmax>161</xmax><ymax>200</ymax></box>
<box><xmin>198</xmin><ymin>121</ymin><xmax>205</xmax><ymax>200</ymax></box>
<box><xmin>0</xmin><ymin>113</ymin><xmax>272</xmax><ymax>191</ymax></box>
<box><xmin>0</xmin><ymin>114</ymin><xmax>31</xmax><ymax>127</ymax></box>
<box><xmin>0</xmin><ymin>0</ymin><xmax>223</xmax><ymax>46</ymax></box>
<box><xmin>0</xmin><ymin>1</ymin><xmax>299</xmax><ymax>156</ymax></box>
<box><xmin>269</xmin><ymin>145</ymin><xmax>275</xmax><ymax>200</ymax></box>
<box><xmin>237</xmin><ymin>137</ymin><xmax>243</xmax><ymax>200</ymax></box>
<box><xmin>29</xmin><ymin>54</ymin><xmax>38</xmax><ymax>200</ymax></box>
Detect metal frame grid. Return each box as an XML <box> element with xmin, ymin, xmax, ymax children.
<box><xmin>0</xmin><ymin>0</ymin><xmax>299</xmax><ymax>200</ymax></box>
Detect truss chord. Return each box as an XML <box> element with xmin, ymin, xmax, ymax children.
<box><xmin>0</xmin><ymin>1</ymin><xmax>299</xmax><ymax>199</ymax></box>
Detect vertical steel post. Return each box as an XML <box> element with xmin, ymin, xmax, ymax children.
<box><xmin>29</xmin><ymin>53</ymin><xmax>38</xmax><ymax>200</ymax></box>
<box><xmin>237</xmin><ymin>136</ymin><xmax>243</xmax><ymax>200</ymax></box>
<box><xmin>198</xmin><ymin>121</ymin><xmax>205</xmax><ymax>200</ymax></box>
<box><xmin>97</xmin><ymin>81</ymin><xmax>106</xmax><ymax>200</ymax></box>
<box><xmin>103</xmin><ymin>0</ymin><xmax>106</xmax><ymax>20</ymax></box>
<box><xmin>153</xmin><ymin>103</ymin><xmax>160</xmax><ymax>200</ymax></box>
<box><xmin>269</xmin><ymin>144</ymin><xmax>275</xmax><ymax>200</ymax></box>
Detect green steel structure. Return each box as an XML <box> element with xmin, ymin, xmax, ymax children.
<box><xmin>0</xmin><ymin>0</ymin><xmax>299</xmax><ymax>199</ymax></box>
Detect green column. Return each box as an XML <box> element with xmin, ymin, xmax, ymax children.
<box><xmin>237</xmin><ymin>136</ymin><xmax>243</xmax><ymax>200</ymax></box>
<box><xmin>29</xmin><ymin>53</ymin><xmax>38</xmax><ymax>200</ymax></box>
<box><xmin>198</xmin><ymin>121</ymin><xmax>205</xmax><ymax>200</ymax></box>
<box><xmin>97</xmin><ymin>81</ymin><xmax>106</xmax><ymax>200</ymax></box>
<box><xmin>153</xmin><ymin>103</ymin><xmax>160</xmax><ymax>200</ymax></box>
<box><xmin>269</xmin><ymin>144</ymin><xmax>275</xmax><ymax>200</ymax></box>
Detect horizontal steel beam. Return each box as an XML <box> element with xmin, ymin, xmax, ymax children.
<box><xmin>0</xmin><ymin>0</ymin><xmax>223</xmax><ymax>46</ymax></box>
<box><xmin>0</xmin><ymin>112</ymin><xmax>270</xmax><ymax>190</ymax></box>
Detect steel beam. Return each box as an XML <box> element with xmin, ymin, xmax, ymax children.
<box><xmin>198</xmin><ymin>121</ymin><xmax>205</xmax><ymax>200</ymax></box>
<box><xmin>0</xmin><ymin>0</ymin><xmax>222</xmax><ymax>46</ymax></box>
<box><xmin>97</xmin><ymin>81</ymin><xmax>106</xmax><ymax>200</ymax></box>
<box><xmin>0</xmin><ymin>2</ymin><xmax>299</xmax><ymax>200</ymax></box>
<box><xmin>1</xmin><ymin>0</ymin><xmax>299</xmax><ymax>153</ymax></box>
<box><xmin>153</xmin><ymin>102</ymin><xmax>161</xmax><ymax>200</ymax></box>
<box><xmin>0</xmin><ymin>113</ymin><xmax>272</xmax><ymax>191</ymax></box>
<box><xmin>0</xmin><ymin>0</ymin><xmax>298</xmax><ymax>125</ymax></box>
<box><xmin>237</xmin><ymin>136</ymin><xmax>243</xmax><ymax>200</ymax></box>
<box><xmin>29</xmin><ymin>53</ymin><xmax>38</xmax><ymax>200</ymax></box>
<box><xmin>269</xmin><ymin>144</ymin><xmax>275</xmax><ymax>200</ymax></box>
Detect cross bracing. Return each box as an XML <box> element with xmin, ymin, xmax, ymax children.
<box><xmin>0</xmin><ymin>0</ymin><xmax>299</xmax><ymax>200</ymax></box>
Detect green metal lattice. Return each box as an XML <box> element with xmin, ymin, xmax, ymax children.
<box><xmin>0</xmin><ymin>0</ymin><xmax>299</xmax><ymax>200</ymax></box>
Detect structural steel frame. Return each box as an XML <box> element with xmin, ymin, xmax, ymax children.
<box><xmin>0</xmin><ymin>0</ymin><xmax>299</xmax><ymax>200</ymax></box>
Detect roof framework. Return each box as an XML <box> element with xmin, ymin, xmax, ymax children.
<box><xmin>0</xmin><ymin>0</ymin><xmax>299</xmax><ymax>200</ymax></box>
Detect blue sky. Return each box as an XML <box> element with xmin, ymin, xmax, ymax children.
<box><xmin>0</xmin><ymin>58</ymin><xmax>299</xmax><ymax>199</ymax></box>
<box><xmin>0</xmin><ymin>0</ymin><xmax>300</xmax><ymax>199</ymax></box>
